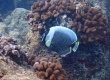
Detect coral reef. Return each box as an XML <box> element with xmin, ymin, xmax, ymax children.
<box><xmin>0</xmin><ymin>35</ymin><xmax>27</xmax><ymax>64</ymax></box>
<box><xmin>25</xmin><ymin>30</ymin><xmax>40</xmax><ymax>53</ymax></box>
<box><xmin>27</xmin><ymin>0</ymin><xmax>109</xmax><ymax>44</ymax></box>
<box><xmin>0</xmin><ymin>35</ymin><xmax>44</xmax><ymax>80</ymax></box>
<box><xmin>25</xmin><ymin>0</ymin><xmax>110</xmax><ymax>80</ymax></box>
<box><xmin>0</xmin><ymin>35</ymin><xmax>65</xmax><ymax>80</ymax></box>
<box><xmin>72</xmin><ymin>6</ymin><xmax>108</xmax><ymax>44</ymax></box>
<box><xmin>4</xmin><ymin>8</ymin><xmax>30</xmax><ymax>45</ymax></box>
<box><xmin>60</xmin><ymin>41</ymin><xmax>110</xmax><ymax>80</ymax></box>
<box><xmin>0</xmin><ymin>1</ymin><xmax>109</xmax><ymax>79</ymax></box>
<box><xmin>28</xmin><ymin>54</ymin><xmax>66</xmax><ymax>80</ymax></box>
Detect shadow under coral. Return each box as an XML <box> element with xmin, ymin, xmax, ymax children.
<box><xmin>61</xmin><ymin>41</ymin><xmax>109</xmax><ymax>80</ymax></box>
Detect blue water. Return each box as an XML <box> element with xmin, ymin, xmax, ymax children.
<box><xmin>0</xmin><ymin>0</ymin><xmax>36</xmax><ymax>17</ymax></box>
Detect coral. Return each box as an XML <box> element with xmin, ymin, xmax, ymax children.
<box><xmin>28</xmin><ymin>55</ymin><xmax>66</xmax><ymax>80</ymax></box>
<box><xmin>27</xmin><ymin>13</ymin><xmax>46</xmax><ymax>34</ymax></box>
<box><xmin>0</xmin><ymin>35</ymin><xmax>27</xmax><ymax>64</ymax></box>
<box><xmin>27</xmin><ymin>0</ymin><xmax>109</xmax><ymax>44</ymax></box>
<box><xmin>62</xmin><ymin>5</ymin><xmax>108</xmax><ymax>44</ymax></box>
<box><xmin>26</xmin><ymin>1</ymin><xmax>110</xmax><ymax>79</ymax></box>
<box><xmin>0</xmin><ymin>35</ymin><xmax>43</xmax><ymax>80</ymax></box>
<box><xmin>30</xmin><ymin>0</ymin><xmax>76</xmax><ymax>21</ymax></box>
<box><xmin>79</xmin><ymin>6</ymin><xmax>107</xmax><ymax>43</ymax></box>
<box><xmin>27</xmin><ymin>53</ymin><xmax>36</xmax><ymax>65</ymax></box>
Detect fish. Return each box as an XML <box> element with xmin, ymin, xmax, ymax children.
<box><xmin>42</xmin><ymin>26</ymin><xmax>79</xmax><ymax>57</ymax></box>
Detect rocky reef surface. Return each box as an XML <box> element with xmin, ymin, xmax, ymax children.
<box><xmin>0</xmin><ymin>34</ymin><xmax>42</xmax><ymax>80</ymax></box>
<box><xmin>0</xmin><ymin>58</ymin><xmax>40</xmax><ymax>80</ymax></box>
<box><xmin>0</xmin><ymin>0</ymin><xmax>110</xmax><ymax>80</ymax></box>
<box><xmin>0</xmin><ymin>8</ymin><xmax>30</xmax><ymax>45</ymax></box>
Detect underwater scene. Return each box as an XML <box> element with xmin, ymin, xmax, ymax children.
<box><xmin>0</xmin><ymin>0</ymin><xmax>110</xmax><ymax>80</ymax></box>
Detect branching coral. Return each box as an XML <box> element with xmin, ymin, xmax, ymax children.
<box><xmin>71</xmin><ymin>6</ymin><xmax>108</xmax><ymax>44</ymax></box>
<box><xmin>28</xmin><ymin>54</ymin><xmax>66</xmax><ymax>80</ymax></box>
<box><xmin>27</xmin><ymin>0</ymin><xmax>109</xmax><ymax>44</ymax></box>
<box><xmin>30</xmin><ymin>0</ymin><xmax>76</xmax><ymax>20</ymax></box>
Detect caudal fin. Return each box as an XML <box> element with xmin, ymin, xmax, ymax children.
<box><xmin>72</xmin><ymin>41</ymin><xmax>79</xmax><ymax>52</ymax></box>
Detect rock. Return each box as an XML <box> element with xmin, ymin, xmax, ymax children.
<box><xmin>0</xmin><ymin>70</ymin><xmax>3</xmax><ymax>77</ymax></box>
<box><xmin>0</xmin><ymin>22</ymin><xmax>8</xmax><ymax>36</ymax></box>
<box><xmin>1</xmin><ymin>74</ymin><xmax>41</xmax><ymax>80</ymax></box>
<box><xmin>0</xmin><ymin>56</ymin><xmax>42</xmax><ymax>80</ymax></box>
<box><xmin>4</xmin><ymin>8</ymin><xmax>31</xmax><ymax>45</ymax></box>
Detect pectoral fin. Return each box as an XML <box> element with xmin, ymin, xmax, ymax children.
<box><xmin>45</xmin><ymin>40</ymin><xmax>51</xmax><ymax>47</ymax></box>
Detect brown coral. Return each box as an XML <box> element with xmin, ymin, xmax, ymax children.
<box><xmin>27</xmin><ymin>0</ymin><xmax>109</xmax><ymax>44</ymax></box>
<box><xmin>72</xmin><ymin>6</ymin><xmax>108</xmax><ymax>43</ymax></box>
<box><xmin>28</xmin><ymin>0</ymin><xmax>76</xmax><ymax>21</ymax></box>
<box><xmin>27</xmin><ymin>56</ymin><xmax>66</xmax><ymax>80</ymax></box>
